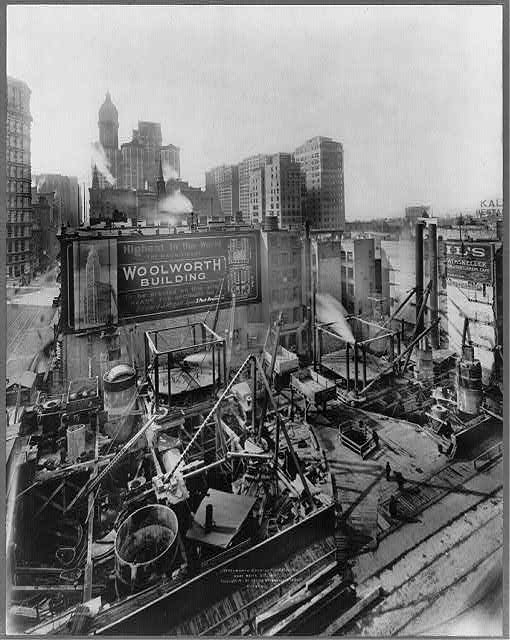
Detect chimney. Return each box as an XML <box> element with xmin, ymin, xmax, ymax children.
<box><xmin>415</xmin><ymin>220</ymin><xmax>425</xmax><ymax>335</ymax></box>
<box><xmin>429</xmin><ymin>221</ymin><xmax>439</xmax><ymax>348</ymax></box>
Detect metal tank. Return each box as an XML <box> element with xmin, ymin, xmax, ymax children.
<box><xmin>103</xmin><ymin>364</ymin><xmax>138</xmax><ymax>443</ymax></box>
<box><xmin>456</xmin><ymin>345</ymin><xmax>483</xmax><ymax>415</ymax></box>
<box><xmin>115</xmin><ymin>504</ymin><xmax>179</xmax><ymax>592</ymax></box>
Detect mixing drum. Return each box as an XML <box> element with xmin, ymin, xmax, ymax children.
<box><xmin>115</xmin><ymin>504</ymin><xmax>179</xmax><ymax>592</ymax></box>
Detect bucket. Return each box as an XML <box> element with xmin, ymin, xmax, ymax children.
<box><xmin>66</xmin><ymin>423</ymin><xmax>87</xmax><ymax>462</ymax></box>
<box><xmin>115</xmin><ymin>504</ymin><xmax>179</xmax><ymax>592</ymax></box>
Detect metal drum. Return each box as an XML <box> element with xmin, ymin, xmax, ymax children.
<box><xmin>457</xmin><ymin>358</ymin><xmax>483</xmax><ymax>415</ymax></box>
<box><xmin>103</xmin><ymin>364</ymin><xmax>138</xmax><ymax>443</ymax></box>
<box><xmin>115</xmin><ymin>504</ymin><xmax>179</xmax><ymax>592</ymax></box>
<box><xmin>66</xmin><ymin>423</ymin><xmax>87</xmax><ymax>462</ymax></box>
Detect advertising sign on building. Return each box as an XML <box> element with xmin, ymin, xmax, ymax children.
<box><xmin>445</xmin><ymin>242</ymin><xmax>493</xmax><ymax>286</ymax></box>
<box><xmin>476</xmin><ymin>198</ymin><xmax>502</xmax><ymax>218</ymax></box>
<box><xmin>68</xmin><ymin>232</ymin><xmax>260</xmax><ymax>329</ymax></box>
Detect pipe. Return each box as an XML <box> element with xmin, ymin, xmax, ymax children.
<box><xmin>429</xmin><ymin>221</ymin><xmax>439</xmax><ymax>348</ymax></box>
<box><xmin>354</xmin><ymin>342</ymin><xmax>359</xmax><ymax>392</ymax></box>
<box><xmin>415</xmin><ymin>220</ymin><xmax>425</xmax><ymax>335</ymax></box>
<box><xmin>346</xmin><ymin>343</ymin><xmax>350</xmax><ymax>391</ymax></box>
<box><xmin>362</xmin><ymin>345</ymin><xmax>367</xmax><ymax>388</ymax></box>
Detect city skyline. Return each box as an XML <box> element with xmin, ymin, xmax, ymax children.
<box><xmin>7</xmin><ymin>4</ymin><xmax>503</xmax><ymax>220</ymax></box>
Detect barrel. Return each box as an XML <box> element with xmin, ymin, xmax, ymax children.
<box><xmin>115</xmin><ymin>504</ymin><xmax>179</xmax><ymax>593</ymax></box>
<box><xmin>66</xmin><ymin>423</ymin><xmax>87</xmax><ymax>462</ymax></box>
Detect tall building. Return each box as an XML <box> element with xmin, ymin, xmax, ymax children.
<box><xmin>134</xmin><ymin>121</ymin><xmax>162</xmax><ymax>189</ymax></box>
<box><xmin>32</xmin><ymin>189</ymin><xmax>60</xmax><ymax>271</ymax></box>
<box><xmin>97</xmin><ymin>91</ymin><xmax>121</xmax><ymax>189</ymax></box>
<box><xmin>205</xmin><ymin>165</ymin><xmax>239</xmax><ymax>219</ymax></box>
<box><xmin>340</xmin><ymin>237</ymin><xmax>376</xmax><ymax>316</ymax></box>
<box><xmin>94</xmin><ymin>94</ymin><xmax>180</xmax><ymax>193</ymax></box>
<box><xmin>120</xmin><ymin>139</ymin><xmax>145</xmax><ymax>190</ymax></box>
<box><xmin>6</xmin><ymin>76</ymin><xmax>33</xmax><ymax>280</ymax></box>
<box><xmin>160</xmin><ymin>144</ymin><xmax>180</xmax><ymax>180</ymax></box>
<box><xmin>32</xmin><ymin>174</ymin><xmax>81</xmax><ymax>227</ymax></box>
<box><xmin>238</xmin><ymin>154</ymin><xmax>270</xmax><ymax>221</ymax></box>
<box><xmin>264</xmin><ymin>153</ymin><xmax>303</xmax><ymax>229</ymax></box>
<box><xmin>293</xmin><ymin>136</ymin><xmax>345</xmax><ymax>231</ymax></box>
<box><xmin>248</xmin><ymin>167</ymin><xmax>266</xmax><ymax>225</ymax></box>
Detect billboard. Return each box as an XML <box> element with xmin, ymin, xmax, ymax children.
<box><xmin>67</xmin><ymin>232</ymin><xmax>260</xmax><ymax>329</ymax></box>
<box><xmin>445</xmin><ymin>242</ymin><xmax>493</xmax><ymax>287</ymax></box>
<box><xmin>72</xmin><ymin>239</ymin><xmax>118</xmax><ymax>330</ymax></box>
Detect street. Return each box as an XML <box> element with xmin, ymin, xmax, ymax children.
<box><xmin>6</xmin><ymin>267</ymin><xmax>59</xmax><ymax>383</ymax></box>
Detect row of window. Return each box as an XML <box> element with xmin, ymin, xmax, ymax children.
<box><xmin>270</xmin><ymin>306</ymin><xmax>302</xmax><ymax>325</ymax></box>
<box><xmin>7</xmin><ymin>240</ymin><xmax>31</xmax><ymax>253</ymax></box>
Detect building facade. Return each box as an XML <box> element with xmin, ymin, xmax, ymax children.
<box><xmin>32</xmin><ymin>174</ymin><xmax>81</xmax><ymax>227</ymax></box>
<box><xmin>293</xmin><ymin>136</ymin><xmax>345</xmax><ymax>231</ymax></box>
<box><xmin>205</xmin><ymin>165</ymin><xmax>240</xmax><ymax>219</ymax></box>
<box><xmin>31</xmin><ymin>189</ymin><xmax>60</xmax><ymax>272</ymax></box>
<box><xmin>238</xmin><ymin>154</ymin><xmax>270</xmax><ymax>221</ymax></box>
<box><xmin>264</xmin><ymin>153</ymin><xmax>303</xmax><ymax>229</ymax></box>
<box><xmin>340</xmin><ymin>237</ymin><xmax>376</xmax><ymax>315</ymax></box>
<box><xmin>248</xmin><ymin>167</ymin><xmax>265</xmax><ymax>225</ymax></box>
<box><xmin>6</xmin><ymin>76</ymin><xmax>33</xmax><ymax>280</ymax></box>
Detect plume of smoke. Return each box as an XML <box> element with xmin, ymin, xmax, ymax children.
<box><xmin>91</xmin><ymin>142</ymin><xmax>116</xmax><ymax>186</ymax></box>
<box><xmin>315</xmin><ymin>292</ymin><xmax>355</xmax><ymax>344</ymax></box>
<box><xmin>159</xmin><ymin>189</ymin><xmax>193</xmax><ymax>215</ymax></box>
<box><xmin>162</xmin><ymin>163</ymin><xmax>179</xmax><ymax>182</ymax></box>
<box><xmin>37</xmin><ymin>176</ymin><xmax>46</xmax><ymax>192</ymax></box>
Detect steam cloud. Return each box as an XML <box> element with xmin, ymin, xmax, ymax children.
<box><xmin>162</xmin><ymin>163</ymin><xmax>178</xmax><ymax>182</ymax></box>
<box><xmin>159</xmin><ymin>189</ymin><xmax>193</xmax><ymax>215</ymax></box>
<box><xmin>91</xmin><ymin>141</ymin><xmax>116</xmax><ymax>186</ymax></box>
<box><xmin>315</xmin><ymin>292</ymin><xmax>355</xmax><ymax>345</ymax></box>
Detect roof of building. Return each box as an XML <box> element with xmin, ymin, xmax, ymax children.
<box><xmin>98</xmin><ymin>91</ymin><xmax>118</xmax><ymax>123</ymax></box>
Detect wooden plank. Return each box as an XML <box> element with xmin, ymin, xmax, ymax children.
<box><xmin>322</xmin><ymin>585</ymin><xmax>381</xmax><ymax>635</ymax></box>
<box><xmin>265</xmin><ymin>577</ymin><xmax>346</xmax><ymax>636</ymax></box>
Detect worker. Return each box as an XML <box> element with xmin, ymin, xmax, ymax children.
<box><xmin>389</xmin><ymin>495</ymin><xmax>398</xmax><ymax>518</ymax></box>
<box><xmin>385</xmin><ymin>461</ymin><xmax>391</xmax><ymax>481</ymax></box>
<box><xmin>372</xmin><ymin>429</ymin><xmax>379</xmax><ymax>449</ymax></box>
<box><xmin>395</xmin><ymin>471</ymin><xmax>404</xmax><ymax>490</ymax></box>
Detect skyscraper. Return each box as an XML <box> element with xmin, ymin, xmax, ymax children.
<box><xmin>293</xmin><ymin>136</ymin><xmax>345</xmax><ymax>230</ymax></box>
<box><xmin>6</xmin><ymin>76</ymin><xmax>32</xmax><ymax>280</ymax></box>
<box><xmin>205</xmin><ymin>165</ymin><xmax>240</xmax><ymax>219</ymax></box>
<box><xmin>264</xmin><ymin>153</ymin><xmax>303</xmax><ymax>229</ymax></box>
<box><xmin>97</xmin><ymin>91</ymin><xmax>121</xmax><ymax>188</ymax></box>
<box><xmin>94</xmin><ymin>94</ymin><xmax>180</xmax><ymax>192</ymax></box>
<box><xmin>238</xmin><ymin>154</ymin><xmax>270</xmax><ymax>221</ymax></box>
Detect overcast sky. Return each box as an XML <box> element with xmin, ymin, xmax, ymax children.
<box><xmin>7</xmin><ymin>4</ymin><xmax>502</xmax><ymax>219</ymax></box>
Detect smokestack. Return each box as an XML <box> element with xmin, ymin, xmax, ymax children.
<box><xmin>415</xmin><ymin>220</ymin><xmax>425</xmax><ymax>335</ymax></box>
<box><xmin>429</xmin><ymin>221</ymin><xmax>439</xmax><ymax>348</ymax></box>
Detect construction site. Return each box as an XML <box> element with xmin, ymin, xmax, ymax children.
<box><xmin>5</xmin><ymin>218</ymin><xmax>504</xmax><ymax>636</ymax></box>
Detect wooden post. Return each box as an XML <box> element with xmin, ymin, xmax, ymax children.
<box><xmin>389</xmin><ymin>334</ymin><xmax>394</xmax><ymax>362</ymax></box>
<box><xmin>167</xmin><ymin>352</ymin><xmax>172</xmax><ymax>404</ymax></box>
<box><xmin>396</xmin><ymin>331</ymin><xmax>401</xmax><ymax>356</ymax></box>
